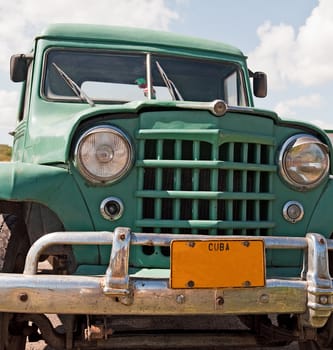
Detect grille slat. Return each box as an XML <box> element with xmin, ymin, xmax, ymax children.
<box><xmin>137</xmin><ymin>134</ymin><xmax>275</xmax><ymax>236</ymax></box>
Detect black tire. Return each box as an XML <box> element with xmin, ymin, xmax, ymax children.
<box><xmin>0</xmin><ymin>213</ymin><xmax>30</xmax><ymax>350</ymax></box>
<box><xmin>299</xmin><ymin>316</ymin><xmax>333</xmax><ymax>349</ymax></box>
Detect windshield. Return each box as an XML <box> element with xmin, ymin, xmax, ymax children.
<box><xmin>43</xmin><ymin>49</ymin><xmax>247</xmax><ymax>106</ymax></box>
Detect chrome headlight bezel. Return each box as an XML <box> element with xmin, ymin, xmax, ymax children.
<box><xmin>278</xmin><ymin>134</ymin><xmax>330</xmax><ymax>190</ymax></box>
<box><xmin>74</xmin><ymin>125</ymin><xmax>133</xmax><ymax>184</ymax></box>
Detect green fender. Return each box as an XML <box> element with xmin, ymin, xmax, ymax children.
<box><xmin>308</xmin><ymin>178</ymin><xmax>333</xmax><ymax>238</ymax></box>
<box><xmin>0</xmin><ymin>161</ymin><xmax>93</xmax><ymax>231</ymax></box>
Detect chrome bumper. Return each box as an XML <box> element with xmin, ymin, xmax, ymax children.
<box><xmin>0</xmin><ymin>228</ymin><xmax>333</xmax><ymax>329</ymax></box>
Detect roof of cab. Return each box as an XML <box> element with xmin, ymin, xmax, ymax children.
<box><xmin>39</xmin><ymin>23</ymin><xmax>245</xmax><ymax>58</ymax></box>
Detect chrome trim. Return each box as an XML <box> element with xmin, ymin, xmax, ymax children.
<box><xmin>100</xmin><ymin>197</ymin><xmax>124</xmax><ymax>221</ymax></box>
<box><xmin>103</xmin><ymin>227</ymin><xmax>131</xmax><ymax>295</ymax></box>
<box><xmin>175</xmin><ymin>100</ymin><xmax>227</xmax><ymax>116</ymax></box>
<box><xmin>282</xmin><ymin>201</ymin><xmax>304</xmax><ymax>224</ymax></box>
<box><xmin>74</xmin><ymin>125</ymin><xmax>134</xmax><ymax>184</ymax></box>
<box><xmin>0</xmin><ymin>274</ymin><xmax>307</xmax><ymax>315</ymax></box>
<box><xmin>23</xmin><ymin>232</ymin><xmax>309</xmax><ymax>275</ymax></box>
<box><xmin>278</xmin><ymin>134</ymin><xmax>330</xmax><ymax>190</ymax></box>
<box><xmin>1</xmin><ymin>229</ymin><xmax>332</xmax><ymax>328</ymax></box>
<box><xmin>305</xmin><ymin>233</ymin><xmax>333</xmax><ymax>327</ymax></box>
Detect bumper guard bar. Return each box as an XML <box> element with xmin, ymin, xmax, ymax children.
<box><xmin>0</xmin><ymin>228</ymin><xmax>332</xmax><ymax>328</ymax></box>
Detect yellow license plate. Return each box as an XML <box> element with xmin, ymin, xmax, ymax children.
<box><xmin>170</xmin><ymin>239</ymin><xmax>265</xmax><ymax>289</ymax></box>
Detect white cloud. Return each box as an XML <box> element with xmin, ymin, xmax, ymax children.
<box><xmin>248</xmin><ymin>0</ymin><xmax>333</xmax><ymax>89</ymax></box>
<box><xmin>311</xmin><ymin>119</ymin><xmax>333</xmax><ymax>131</ymax></box>
<box><xmin>0</xmin><ymin>90</ymin><xmax>19</xmax><ymax>129</ymax></box>
<box><xmin>272</xmin><ymin>93</ymin><xmax>333</xmax><ymax>130</ymax></box>
<box><xmin>0</xmin><ymin>0</ymin><xmax>179</xmax><ymax>144</ymax></box>
<box><xmin>274</xmin><ymin>93</ymin><xmax>322</xmax><ymax>118</ymax></box>
<box><xmin>0</xmin><ymin>0</ymin><xmax>179</xmax><ymax>72</ymax></box>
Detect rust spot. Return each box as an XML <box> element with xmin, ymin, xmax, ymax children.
<box><xmin>119</xmin><ymin>233</ymin><xmax>126</xmax><ymax>240</ymax></box>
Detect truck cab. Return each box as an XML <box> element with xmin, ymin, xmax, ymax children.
<box><xmin>1</xmin><ymin>23</ymin><xmax>333</xmax><ymax>349</ymax></box>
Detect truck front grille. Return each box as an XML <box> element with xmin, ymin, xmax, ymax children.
<box><xmin>136</xmin><ymin>129</ymin><xmax>276</xmax><ymax>236</ymax></box>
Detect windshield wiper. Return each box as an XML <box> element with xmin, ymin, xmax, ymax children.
<box><xmin>155</xmin><ymin>61</ymin><xmax>183</xmax><ymax>101</ymax></box>
<box><xmin>52</xmin><ymin>63</ymin><xmax>95</xmax><ymax>107</ymax></box>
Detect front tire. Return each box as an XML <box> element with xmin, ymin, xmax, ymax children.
<box><xmin>0</xmin><ymin>213</ymin><xmax>30</xmax><ymax>350</ymax></box>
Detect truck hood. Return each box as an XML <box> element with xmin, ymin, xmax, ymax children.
<box><xmin>23</xmin><ymin>100</ymin><xmax>328</xmax><ymax>164</ymax></box>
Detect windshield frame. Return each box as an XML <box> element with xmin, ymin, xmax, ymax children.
<box><xmin>41</xmin><ymin>47</ymin><xmax>249</xmax><ymax>106</ymax></box>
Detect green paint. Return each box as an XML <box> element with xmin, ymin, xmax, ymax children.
<box><xmin>4</xmin><ymin>23</ymin><xmax>333</xmax><ymax>277</ymax></box>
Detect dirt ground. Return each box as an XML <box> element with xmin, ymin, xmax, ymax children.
<box><xmin>26</xmin><ymin>341</ymin><xmax>47</xmax><ymax>350</ymax></box>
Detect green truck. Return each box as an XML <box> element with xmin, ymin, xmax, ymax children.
<box><xmin>1</xmin><ymin>23</ymin><xmax>333</xmax><ymax>349</ymax></box>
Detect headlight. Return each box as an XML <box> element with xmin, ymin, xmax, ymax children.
<box><xmin>75</xmin><ymin>125</ymin><xmax>133</xmax><ymax>184</ymax></box>
<box><xmin>279</xmin><ymin>134</ymin><xmax>329</xmax><ymax>190</ymax></box>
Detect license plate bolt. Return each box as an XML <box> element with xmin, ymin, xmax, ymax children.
<box><xmin>187</xmin><ymin>280</ymin><xmax>195</xmax><ymax>288</ymax></box>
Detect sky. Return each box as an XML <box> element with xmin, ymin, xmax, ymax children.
<box><xmin>0</xmin><ymin>0</ymin><xmax>332</xmax><ymax>145</ymax></box>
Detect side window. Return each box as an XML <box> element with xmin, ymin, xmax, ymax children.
<box><xmin>224</xmin><ymin>71</ymin><xmax>237</xmax><ymax>105</ymax></box>
<box><xmin>224</xmin><ymin>71</ymin><xmax>246</xmax><ymax>106</ymax></box>
<box><xmin>19</xmin><ymin>62</ymin><xmax>33</xmax><ymax>121</ymax></box>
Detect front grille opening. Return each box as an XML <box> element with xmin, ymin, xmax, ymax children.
<box><xmin>199</xmin><ymin>200</ymin><xmax>210</xmax><ymax>220</ymax></box>
<box><xmin>181</xmin><ymin>169</ymin><xmax>193</xmax><ymax>190</ymax></box>
<box><xmin>246</xmin><ymin>229</ymin><xmax>257</xmax><ymax>236</ymax></box>
<box><xmin>233</xmin><ymin>200</ymin><xmax>242</xmax><ymax>221</ymax></box>
<box><xmin>217</xmin><ymin>200</ymin><xmax>226</xmax><ymax>220</ymax></box>
<box><xmin>248</xmin><ymin>143</ymin><xmax>256</xmax><ymax>163</ymax></box>
<box><xmin>217</xmin><ymin>229</ymin><xmax>227</xmax><ymax>235</ymax></box>
<box><xmin>181</xmin><ymin>199</ymin><xmax>193</xmax><ymax>220</ymax></box>
<box><xmin>143</xmin><ymin>198</ymin><xmax>155</xmax><ymax>219</ymax></box>
<box><xmin>260</xmin><ymin>201</ymin><xmax>269</xmax><ymax>220</ymax></box>
<box><xmin>199</xmin><ymin>169</ymin><xmax>211</xmax><ymax>191</ymax></box>
<box><xmin>233</xmin><ymin>229</ymin><xmax>243</xmax><ymax>235</ymax></box>
<box><xmin>137</xmin><ymin>136</ymin><xmax>275</xmax><ymax>238</ymax></box>
<box><xmin>180</xmin><ymin>228</ymin><xmax>193</xmax><ymax>234</ymax></box>
<box><xmin>162</xmin><ymin>168</ymin><xmax>174</xmax><ymax>190</ymax></box>
<box><xmin>260</xmin><ymin>172</ymin><xmax>270</xmax><ymax>192</ymax></box>
<box><xmin>233</xmin><ymin>170</ymin><xmax>242</xmax><ymax>191</ymax></box>
<box><xmin>182</xmin><ymin>140</ymin><xmax>193</xmax><ymax>160</ymax></box>
<box><xmin>161</xmin><ymin>198</ymin><xmax>173</xmax><ymax>219</ymax></box>
<box><xmin>163</xmin><ymin>140</ymin><xmax>175</xmax><ymax>159</ymax></box>
<box><xmin>219</xmin><ymin>143</ymin><xmax>229</xmax><ymax>161</ymax></box>
<box><xmin>144</xmin><ymin>140</ymin><xmax>157</xmax><ymax>159</ymax></box>
<box><xmin>143</xmin><ymin>168</ymin><xmax>156</xmax><ymax>190</ymax></box>
<box><xmin>200</xmin><ymin>142</ymin><xmax>212</xmax><ymax>160</ymax></box>
<box><xmin>246</xmin><ymin>200</ymin><xmax>255</xmax><ymax>220</ymax></box>
<box><xmin>198</xmin><ymin>229</ymin><xmax>210</xmax><ymax>235</ymax></box>
<box><xmin>218</xmin><ymin>169</ymin><xmax>227</xmax><ymax>191</ymax></box>
<box><xmin>247</xmin><ymin>171</ymin><xmax>256</xmax><ymax>192</ymax></box>
<box><xmin>143</xmin><ymin>227</ymin><xmax>155</xmax><ymax>233</ymax></box>
<box><xmin>234</xmin><ymin>143</ymin><xmax>242</xmax><ymax>162</ymax></box>
<box><xmin>261</xmin><ymin>145</ymin><xmax>270</xmax><ymax>164</ymax></box>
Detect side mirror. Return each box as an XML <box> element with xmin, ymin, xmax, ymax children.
<box><xmin>10</xmin><ymin>54</ymin><xmax>32</xmax><ymax>82</ymax></box>
<box><xmin>253</xmin><ymin>71</ymin><xmax>267</xmax><ymax>98</ymax></box>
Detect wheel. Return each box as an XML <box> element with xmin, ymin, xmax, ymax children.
<box><xmin>298</xmin><ymin>316</ymin><xmax>333</xmax><ymax>349</ymax></box>
<box><xmin>0</xmin><ymin>213</ymin><xmax>30</xmax><ymax>350</ymax></box>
